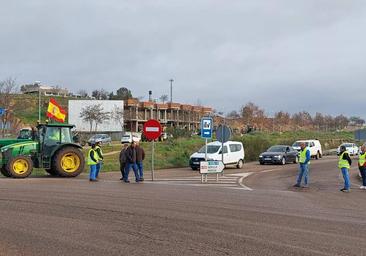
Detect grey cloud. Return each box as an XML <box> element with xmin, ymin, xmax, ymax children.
<box><xmin>1</xmin><ymin>0</ymin><xmax>365</xmax><ymax>118</ymax></box>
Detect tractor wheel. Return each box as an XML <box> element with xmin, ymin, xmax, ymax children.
<box><xmin>6</xmin><ymin>156</ymin><xmax>33</xmax><ymax>178</ymax></box>
<box><xmin>45</xmin><ymin>168</ymin><xmax>59</xmax><ymax>176</ymax></box>
<box><xmin>52</xmin><ymin>147</ymin><xmax>85</xmax><ymax>177</ymax></box>
<box><xmin>0</xmin><ymin>165</ymin><xmax>10</xmax><ymax>177</ymax></box>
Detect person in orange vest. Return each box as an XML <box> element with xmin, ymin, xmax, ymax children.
<box><xmin>358</xmin><ymin>145</ymin><xmax>366</xmax><ymax>189</ymax></box>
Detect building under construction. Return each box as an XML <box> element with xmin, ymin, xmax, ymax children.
<box><xmin>124</xmin><ymin>99</ymin><xmax>213</xmax><ymax>132</ymax></box>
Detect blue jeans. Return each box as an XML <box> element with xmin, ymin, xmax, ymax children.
<box><xmin>296</xmin><ymin>163</ymin><xmax>309</xmax><ymax>185</ymax></box>
<box><xmin>341</xmin><ymin>167</ymin><xmax>350</xmax><ymax>190</ymax></box>
<box><xmin>136</xmin><ymin>162</ymin><xmax>143</xmax><ymax>179</ymax></box>
<box><xmin>96</xmin><ymin>162</ymin><xmax>102</xmax><ymax>177</ymax></box>
<box><xmin>125</xmin><ymin>163</ymin><xmax>139</xmax><ymax>182</ymax></box>
<box><xmin>89</xmin><ymin>164</ymin><xmax>97</xmax><ymax>180</ymax></box>
<box><xmin>359</xmin><ymin>166</ymin><xmax>366</xmax><ymax>186</ymax></box>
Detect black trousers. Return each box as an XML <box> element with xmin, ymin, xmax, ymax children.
<box><xmin>120</xmin><ymin>163</ymin><xmax>126</xmax><ymax>179</ymax></box>
<box><xmin>359</xmin><ymin>166</ymin><xmax>366</xmax><ymax>186</ymax></box>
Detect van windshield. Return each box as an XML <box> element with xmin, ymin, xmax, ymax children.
<box><xmin>292</xmin><ymin>142</ymin><xmax>309</xmax><ymax>147</ymax></box>
<box><xmin>198</xmin><ymin>145</ymin><xmax>221</xmax><ymax>154</ymax></box>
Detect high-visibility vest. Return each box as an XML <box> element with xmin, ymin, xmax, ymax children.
<box><xmin>338</xmin><ymin>151</ymin><xmax>350</xmax><ymax>169</ymax></box>
<box><xmin>299</xmin><ymin>148</ymin><xmax>310</xmax><ymax>164</ymax></box>
<box><xmin>359</xmin><ymin>152</ymin><xmax>366</xmax><ymax>166</ymax></box>
<box><xmin>95</xmin><ymin>146</ymin><xmax>103</xmax><ymax>158</ymax></box>
<box><xmin>87</xmin><ymin>149</ymin><xmax>98</xmax><ymax>165</ymax></box>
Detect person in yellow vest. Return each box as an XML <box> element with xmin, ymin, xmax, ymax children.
<box><xmin>88</xmin><ymin>142</ymin><xmax>99</xmax><ymax>182</ymax></box>
<box><xmin>358</xmin><ymin>145</ymin><xmax>366</xmax><ymax>189</ymax></box>
<box><xmin>293</xmin><ymin>142</ymin><xmax>311</xmax><ymax>188</ymax></box>
<box><xmin>95</xmin><ymin>139</ymin><xmax>104</xmax><ymax>178</ymax></box>
<box><xmin>338</xmin><ymin>145</ymin><xmax>352</xmax><ymax>192</ymax></box>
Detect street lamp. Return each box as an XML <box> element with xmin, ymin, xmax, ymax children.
<box><xmin>169</xmin><ymin>79</ymin><xmax>174</xmax><ymax>103</ymax></box>
<box><xmin>34</xmin><ymin>81</ymin><xmax>41</xmax><ymax>121</ymax></box>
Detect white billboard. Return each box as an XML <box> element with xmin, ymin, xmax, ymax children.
<box><xmin>68</xmin><ymin>100</ymin><xmax>124</xmax><ymax>132</ymax></box>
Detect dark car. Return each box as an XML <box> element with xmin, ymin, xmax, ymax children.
<box><xmin>259</xmin><ymin>145</ymin><xmax>299</xmax><ymax>165</ymax></box>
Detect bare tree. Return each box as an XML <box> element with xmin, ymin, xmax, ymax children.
<box><xmin>94</xmin><ymin>110</ymin><xmax>110</xmax><ymax>131</ymax></box>
<box><xmin>110</xmin><ymin>105</ymin><xmax>124</xmax><ymax>131</ymax></box>
<box><xmin>159</xmin><ymin>94</ymin><xmax>168</xmax><ymax>104</ymax></box>
<box><xmin>80</xmin><ymin>105</ymin><xmax>97</xmax><ymax>132</ymax></box>
<box><xmin>274</xmin><ymin>111</ymin><xmax>290</xmax><ymax>132</ymax></box>
<box><xmin>80</xmin><ymin>104</ymin><xmax>111</xmax><ymax>132</ymax></box>
<box><xmin>76</xmin><ymin>89</ymin><xmax>88</xmax><ymax>98</ymax></box>
<box><xmin>0</xmin><ymin>77</ymin><xmax>19</xmax><ymax>137</ymax></box>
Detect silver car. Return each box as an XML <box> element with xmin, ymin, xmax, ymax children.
<box><xmin>88</xmin><ymin>134</ymin><xmax>112</xmax><ymax>145</ymax></box>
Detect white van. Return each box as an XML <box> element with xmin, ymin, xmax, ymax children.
<box><xmin>121</xmin><ymin>132</ymin><xmax>141</xmax><ymax>144</ymax></box>
<box><xmin>189</xmin><ymin>141</ymin><xmax>245</xmax><ymax>170</ymax></box>
<box><xmin>292</xmin><ymin>140</ymin><xmax>322</xmax><ymax>159</ymax></box>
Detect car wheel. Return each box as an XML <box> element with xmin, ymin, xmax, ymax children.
<box><xmin>236</xmin><ymin>159</ymin><xmax>244</xmax><ymax>169</ymax></box>
<box><xmin>281</xmin><ymin>157</ymin><xmax>286</xmax><ymax>165</ymax></box>
<box><xmin>259</xmin><ymin>162</ymin><xmax>264</xmax><ymax>165</ymax></box>
<box><xmin>191</xmin><ymin>167</ymin><xmax>198</xmax><ymax>171</ymax></box>
<box><xmin>315</xmin><ymin>151</ymin><xmax>320</xmax><ymax>160</ymax></box>
<box><xmin>293</xmin><ymin>156</ymin><xmax>298</xmax><ymax>164</ymax></box>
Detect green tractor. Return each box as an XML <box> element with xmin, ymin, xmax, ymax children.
<box><xmin>0</xmin><ymin>123</ymin><xmax>85</xmax><ymax>178</ymax></box>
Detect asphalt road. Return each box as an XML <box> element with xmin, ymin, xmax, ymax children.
<box><xmin>0</xmin><ymin>156</ymin><xmax>365</xmax><ymax>256</ymax></box>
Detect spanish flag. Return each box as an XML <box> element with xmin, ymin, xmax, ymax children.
<box><xmin>47</xmin><ymin>98</ymin><xmax>66</xmax><ymax>123</ymax></box>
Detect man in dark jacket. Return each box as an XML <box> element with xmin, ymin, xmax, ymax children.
<box><xmin>119</xmin><ymin>143</ymin><xmax>129</xmax><ymax>180</ymax></box>
<box><xmin>124</xmin><ymin>141</ymin><xmax>140</xmax><ymax>183</ymax></box>
<box><xmin>136</xmin><ymin>141</ymin><xmax>145</xmax><ymax>181</ymax></box>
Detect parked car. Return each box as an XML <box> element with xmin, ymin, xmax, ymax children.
<box><xmin>292</xmin><ymin>139</ymin><xmax>322</xmax><ymax>159</ymax></box>
<box><xmin>189</xmin><ymin>141</ymin><xmax>245</xmax><ymax>170</ymax></box>
<box><xmin>337</xmin><ymin>143</ymin><xmax>359</xmax><ymax>156</ymax></box>
<box><xmin>259</xmin><ymin>145</ymin><xmax>298</xmax><ymax>165</ymax></box>
<box><xmin>121</xmin><ymin>132</ymin><xmax>141</xmax><ymax>144</ymax></box>
<box><xmin>88</xmin><ymin>134</ymin><xmax>112</xmax><ymax>145</ymax></box>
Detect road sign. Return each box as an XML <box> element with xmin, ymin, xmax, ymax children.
<box><xmin>216</xmin><ymin>125</ymin><xmax>231</xmax><ymax>143</ymax></box>
<box><xmin>200</xmin><ymin>161</ymin><xmax>224</xmax><ymax>174</ymax></box>
<box><xmin>143</xmin><ymin>119</ymin><xmax>162</xmax><ymax>141</ymax></box>
<box><xmin>0</xmin><ymin>108</ymin><xmax>5</xmax><ymax>116</ymax></box>
<box><xmin>201</xmin><ymin>117</ymin><xmax>213</xmax><ymax>139</ymax></box>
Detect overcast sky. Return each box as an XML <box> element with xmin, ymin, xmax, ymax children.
<box><xmin>1</xmin><ymin>0</ymin><xmax>366</xmax><ymax>117</ymax></box>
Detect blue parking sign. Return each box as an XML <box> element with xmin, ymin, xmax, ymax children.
<box><xmin>201</xmin><ymin>117</ymin><xmax>213</xmax><ymax>139</ymax></box>
<box><xmin>0</xmin><ymin>108</ymin><xmax>5</xmax><ymax>116</ymax></box>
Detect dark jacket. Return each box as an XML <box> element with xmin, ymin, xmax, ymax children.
<box><xmin>125</xmin><ymin>146</ymin><xmax>137</xmax><ymax>163</ymax></box>
<box><xmin>119</xmin><ymin>148</ymin><xmax>128</xmax><ymax>165</ymax></box>
<box><xmin>136</xmin><ymin>146</ymin><xmax>145</xmax><ymax>162</ymax></box>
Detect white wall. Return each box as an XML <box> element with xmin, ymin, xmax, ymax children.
<box><xmin>68</xmin><ymin>100</ymin><xmax>124</xmax><ymax>132</ymax></box>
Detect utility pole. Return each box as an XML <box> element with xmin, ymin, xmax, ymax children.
<box><xmin>35</xmin><ymin>81</ymin><xmax>41</xmax><ymax>122</ymax></box>
<box><xmin>169</xmin><ymin>79</ymin><xmax>174</xmax><ymax>103</ymax></box>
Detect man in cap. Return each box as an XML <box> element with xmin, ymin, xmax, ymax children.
<box><xmin>294</xmin><ymin>142</ymin><xmax>311</xmax><ymax>188</ymax></box>
<box><xmin>95</xmin><ymin>138</ymin><xmax>104</xmax><ymax>178</ymax></box>
<box><xmin>87</xmin><ymin>142</ymin><xmax>99</xmax><ymax>182</ymax></box>
<box><xmin>338</xmin><ymin>145</ymin><xmax>352</xmax><ymax>192</ymax></box>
